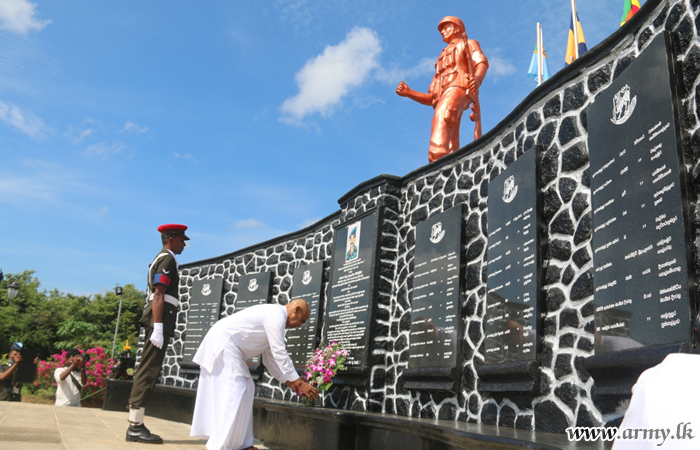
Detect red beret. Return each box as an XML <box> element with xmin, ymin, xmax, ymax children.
<box><xmin>157</xmin><ymin>224</ymin><xmax>190</xmax><ymax>240</ymax></box>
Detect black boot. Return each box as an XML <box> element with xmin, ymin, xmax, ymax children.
<box><xmin>126</xmin><ymin>423</ymin><xmax>163</xmax><ymax>444</ymax></box>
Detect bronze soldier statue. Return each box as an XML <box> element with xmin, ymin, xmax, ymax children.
<box><xmin>397</xmin><ymin>16</ymin><xmax>489</xmax><ymax>162</ymax></box>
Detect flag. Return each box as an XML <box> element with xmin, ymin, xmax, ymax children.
<box><xmin>621</xmin><ymin>0</ymin><xmax>641</xmax><ymax>26</ymax></box>
<box><xmin>527</xmin><ymin>44</ymin><xmax>551</xmax><ymax>82</ymax></box>
<box><xmin>565</xmin><ymin>13</ymin><xmax>587</xmax><ymax>65</ymax></box>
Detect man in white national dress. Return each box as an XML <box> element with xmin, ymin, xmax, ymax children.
<box><xmin>612</xmin><ymin>353</ymin><xmax>700</xmax><ymax>450</ymax></box>
<box><xmin>190</xmin><ymin>298</ymin><xmax>319</xmax><ymax>450</ymax></box>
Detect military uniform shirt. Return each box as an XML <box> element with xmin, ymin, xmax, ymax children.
<box><xmin>139</xmin><ymin>248</ymin><xmax>179</xmax><ymax>336</ymax></box>
<box><xmin>0</xmin><ymin>363</ymin><xmax>21</xmax><ymax>402</ymax></box>
<box><xmin>148</xmin><ymin>248</ymin><xmax>179</xmax><ymax>302</ymax></box>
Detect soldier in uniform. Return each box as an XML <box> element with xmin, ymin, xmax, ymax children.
<box><xmin>0</xmin><ymin>343</ymin><xmax>24</xmax><ymax>402</ymax></box>
<box><xmin>126</xmin><ymin>224</ymin><xmax>188</xmax><ymax>444</ymax></box>
<box><xmin>397</xmin><ymin>16</ymin><xmax>489</xmax><ymax>162</ymax></box>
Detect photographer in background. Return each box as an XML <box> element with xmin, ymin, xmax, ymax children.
<box><xmin>0</xmin><ymin>343</ymin><xmax>25</xmax><ymax>402</ymax></box>
<box><xmin>54</xmin><ymin>349</ymin><xmax>88</xmax><ymax>407</ymax></box>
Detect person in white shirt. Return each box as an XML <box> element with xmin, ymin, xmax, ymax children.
<box><xmin>612</xmin><ymin>353</ymin><xmax>700</xmax><ymax>449</ymax></box>
<box><xmin>190</xmin><ymin>299</ymin><xmax>319</xmax><ymax>450</ymax></box>
<box><xmin>54</xmin><ymin>349</ymin><xmax>87</xmax><ymax>407</ymax></box>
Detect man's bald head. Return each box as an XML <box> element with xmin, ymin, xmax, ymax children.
<box><xmin>285</xmin><ymin>298</ymin><xmax>311</xmax><ymax>329</ymax></box>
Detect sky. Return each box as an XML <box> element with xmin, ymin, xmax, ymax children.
<box><xmin>0</xmin><ymin>0</ymin><xmax>629</xmax><ymax>296</ymax></box>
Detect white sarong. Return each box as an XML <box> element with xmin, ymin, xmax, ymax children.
<box><xmin>190</xmin><ymin>304</ymin><xmax>299</xmax><ymax>450</ymax></box>
<box><xmin>191</xmin><ymin>339</ymin><xmax>255</xmax><ymax>450</ymax></box>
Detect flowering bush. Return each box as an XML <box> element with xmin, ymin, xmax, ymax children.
<box><xmin>303</xmin><ymin>342</ymin><xmax>348</xmax><ymax>405</ymax></box>
<box><xmin>34</xmin><ymin>347</ymin><xmax>114</xmax><ymax>403</ymax></box>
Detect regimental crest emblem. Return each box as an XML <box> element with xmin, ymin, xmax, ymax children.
<box><xmin>611</xmin><ymin>84</ymin><xmax>637</xmax><ymax>125</ymax></box>
<box><xmin>302</xmin><ymin>270</ymin><xmax>312</xmax><ymax>285</ymax></box>
<box><xmin>248</xmin><ymin>278</ymin><xmax>258</xmax><ymax>292</ymax></box>
<box><xmin>201</xmin><ymin>283</ymin><xmax>211</xmax><ymax>296</ymax></box>
<box><xmin>502</xmin><ymin>175</ymin><xmax>518</xmax><ymax>203</ymax></box>
<box><xmin>430</xmin><ymin>222</ymin><xmax>445</xmax><ymax>244</ymax></box>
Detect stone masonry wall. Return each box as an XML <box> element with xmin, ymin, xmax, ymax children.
<box><xmin>138</xmin><ymin>0</ymin><xmax>700</xmax><ymax>433</ymax></box>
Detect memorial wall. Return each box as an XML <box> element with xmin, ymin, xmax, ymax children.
<box><xmin>137</xmin><ymin>0</ymin><xmax>700</xmax><ymax>433</ymax></box>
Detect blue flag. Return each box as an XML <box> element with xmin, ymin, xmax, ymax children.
<box><xmin>527</xmin><ymin>45</ymin><xmax>551</xmax><ymax>82</ymax></box>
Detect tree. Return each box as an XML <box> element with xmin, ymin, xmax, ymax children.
<box><xmin>87</xmin><ymin>284</ymin><xmax>145</xmax><ymax>352</ymax></box>
<box><xmin>0</xmin><ymin>271</ymin><xmax>145</xmax><ymax>358</ymax></box>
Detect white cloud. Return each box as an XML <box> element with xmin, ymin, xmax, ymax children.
<box><xmin>0</xmin><ymin>174</ymin><xmax>58</xmax><ymax>203</ymax></box>
<box><xmin>374</xmin><ymin>57</ymin><xmax>434</xmax><ymax>84</ymax></box>
<box><xmin>191</xmin><ymin>226</ymin><xmax>289</xmax><ymax>259</ymax></box>
<box><xmin>297</xmin><ymin>217</ymin><xmax>322</xmax><ymax>229</ymax></box>
<box><xmin>486</xmin><ymin>55</ymin><xmax>517</xmax><ymax>79</ymax></box>
<box><xmin>280</xmin><ymin>27</ymin><xmax>381</xmax><ymax>123</ymax></box>
<box><xmin>122</xmin><ymin>121</ymin><xmax>149</xmax><ymax>134</ymax></box>
<box><xmin>229</xmin><ymin>28</ymin><xmax>252</xmax><ymax>52</ymax></box>
<box><xmin>0</xmin><ymin>159</ymin><xmax>87</xmax><ymax>205</ymax></box>
<box><xmin>84</xmin><ymin>141</ymin><xmax>126</xmax><ymax>158</ymax></box>
<box><xmin>173</xmin><ymin>152</ymin><xmax>199</xmax><ymax>164</ymax></box>
<box><xmin>76</xmin><ymin>128</ymin><xmax>94</xmax><ymax>142</ymax></box>
<box><xmin>233</xmin><ymin>219</ymin><xmax>267</xmax><ymax>229</ymax></box>
<box><xmin>0</xmin><ymin>0</ymin><xmax>50</xmax><ymax>35</ymax></box>
<box><xmin>273</xmin><ymin>0</ymin><xmax>314</xmax><ymax>35</ymax></box>
<box><xmin>0</xmin><ymin>100</ymin><xmax>46</xmax><ymax>139</ymax></box>
<box><xmin>65</xmin><ymin>126</ymin><xmax>94</xmax><ymax>144</ymax></box>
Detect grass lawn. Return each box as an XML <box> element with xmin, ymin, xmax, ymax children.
<box><xmin>21</xmin><ymin>386</ymin><xmax>55</xmax><ymax>404</ymax></box>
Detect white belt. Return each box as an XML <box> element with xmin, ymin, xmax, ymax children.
<box><xmin>164</xmin><ymin>294</ymin><xmax>178</xmax><ymax>307</ymax></box>
<box><xmin>149</xmin><ymin>293</ymin><xmax>178</xmax><ymax>307</ymax></box>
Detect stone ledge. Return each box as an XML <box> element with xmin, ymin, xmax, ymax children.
<box><xmin>255</xmin><ymin>397</ymin><xmax>610</xmax><ymax>450</ymax></box>
<box><xmin>103</xmin><ymin>379</ymin><xmax>196</xmax><ymax>424</ymax></box>
<box><xmin>105</xmin><ymin>381</ymin><xmax>609</xmax><ymax>449</ymax></box>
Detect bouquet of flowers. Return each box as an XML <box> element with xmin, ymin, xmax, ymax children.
<box><xmin>302</xmin><ymin>341</ymin><xmax>349</xmax><ymax>406</ymax></box>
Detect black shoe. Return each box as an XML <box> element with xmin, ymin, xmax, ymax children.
<box><xmin>126</xmin><ymin>423</ymin><xmax>163</xmax><ymax>444</ymax></box>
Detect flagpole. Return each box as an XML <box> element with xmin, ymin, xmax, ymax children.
<box><xmin>571</xmin><ymin>0</ymin><xmax>579</xmax><ymax>60</ymax></box>
<box><xmin>537</xmin><ymin>23</ymin><xmax>543</xmax><ymax>86</ymax></box>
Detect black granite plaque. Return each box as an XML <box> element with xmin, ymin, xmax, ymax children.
<box><xmin>588</xmin><ymin>33</ymin><xmax>692</xmax><ymax>354</ymax></box>
<box><xmin>236</xmin><ymin>272</ymin><xmax>273</xmax><ymax>310</ymax></box>
<box><xmin>236</xmin><ymin>271</ymin><xmax>273</xmax><ymax>368</ymax></box>
<box><xmin>287</xmin><ymin>262</ymin><xmax>324</xmax><ymax>369</ymax></box>
<box><xmin>484</xmin><ymin>148</ymin><xmax>539</xmax><ymax>366</ymax></box>
<box><xmin>324</xmin><ymin>212</ymin><xmax>378</xmax><ymax>368</ymax></box>
<box><xmin>181</xmin><ymin>278</ymin><xmax>223</xmax><ymax>366</ymax></box>
<box><xmin>409</xmin><ymin>206</ymin><xmax>462</xmax><ymax>369</ymax></box>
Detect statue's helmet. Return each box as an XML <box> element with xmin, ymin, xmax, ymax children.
<box><xmin>438</xmin><ymin>16</ymin><xmax>465</xmax><ymax>34</ymax></box>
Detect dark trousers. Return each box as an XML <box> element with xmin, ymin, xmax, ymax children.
<box><xmin>0</xmin><ymin>392</ymin><xmax>21</xmax><ymax>402</ymax></box>
<box><xmin>128</xmin><ymin>326</ymin><xmax>168</xmax><ymax>409</ymax></box>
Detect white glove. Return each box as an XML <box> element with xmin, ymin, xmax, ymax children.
<box><xmin>150</xmin><ymin>323</ymin><xmax>164</xmax><ymax>349</ymax></box>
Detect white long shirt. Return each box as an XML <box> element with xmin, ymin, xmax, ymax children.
<box><xmin>193</xmin><ymin>303</ymin><xmax>299</xmax><ymax>383</ymax></box>
<box><xmin>613</xmin><ymin>353</ymin><xmax>700</xmax><ymax>449</ymax></box>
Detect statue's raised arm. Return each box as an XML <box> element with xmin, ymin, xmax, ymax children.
<box><xmin>396</xmin><ymin>80</ymin><xmax>433</xmax><ymax>106</ymax></box>
<box><xmin>396</xmin><ymin>16</ymin><xmax>489</xmax><ymax>162</ymax></box>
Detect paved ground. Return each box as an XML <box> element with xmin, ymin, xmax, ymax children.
<box><xmin>0</xmin><ymin>401</ymin><xmax>271</xmax><ymax>450</ymax></box>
